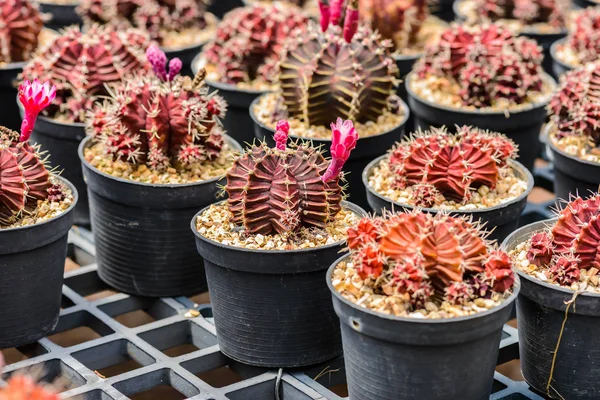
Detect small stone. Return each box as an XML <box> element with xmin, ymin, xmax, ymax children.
<box><xmin>184</xmin><ymin>309</ymin><xmax>200</xmax><ymax>318</ymax></box>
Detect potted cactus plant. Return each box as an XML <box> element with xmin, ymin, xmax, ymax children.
<box><xmin>37</xmin><ymin>0</ymin><xmax>82</xmax><ymax>30</ymax></box>
<box><xmin>545</xmin><ymin>61</ymin><xmax>600</xmax><ymax>200</ymax></box>
<box><xmin>192</xmin><ymin>119</ymin><xmax>365</xmax><ymax>367</ymax></box>
<box><xmin>551</xmin><ymin>7</ymin><xmax>600</xmax><ymax>77</ymax></box>
<box><xmin>20</xmin><ymin>24</ymin><xmax>150</xmax><ymax>226</ymax></box>
<box><xmin>0</xmin><ymin>79</ymin><xmax>77</xmax><ymax>348</ymax></box>
<box><xmin>193</xmin><ymin>3</ymin><xmax>310</xmax><ymax>145</ymax></box>
<box><xmin>364</xmin><ymin>126</ymin><xmax>533</xmax><ymax>241</ymax></box>
<box><xmin>251</xmin><ymin>0</ymin><xmax>409</xmax><ymax>209</ymax></box>
<box><xmin>79</xmin><ymin>46</ymin><xmax>241</xmax><ymax>297</ymax></box>
<box><xmin>407</xmin><ymin>24</ymin><xmax>556</xmax><ymax>172</ymax></box>
<box><xmin>329</xmin><ymin>210</ymin><xmax>519</xmax><ymax>400</ymax></box>
<box><xmin>77</xmin><ymin>0</ymin><xmax>218</xmax><ymax>75</ymax></box>
<box><xmin>503</xmin><ymin>192</ymin><xmax>600</xmax><ymax>400</ymax></box>
<box><xmin>454</xmin><ymin>0</ymin><xmax>569</xmax><ymax>76</ymax></box>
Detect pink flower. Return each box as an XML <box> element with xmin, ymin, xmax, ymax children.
<box><xmin>274</xmin><ymin>119</ymin><xmax>290</xmax><ymax>150</ymax></box>
<box><xmin>18</xmin><ymin>79</ymin><xmax>56</xmax><ymax>142</ymax></box>
<box><xmin>147</xmin><ymin>45</ymin><xmax>182</xmax><ymax>81</ymax></box>
<box><xmin>168</xmin><ymin>58</ymin><xmax>182</xmax><ymax>81</ymax></box>
<box><xmin>322</xmin><ymin>118</ymin><xmax>358</xmax><ymax>182</ymax></box>
<box><xmin>319</xmin><ymin>0</ymin><xmax>331</xmax><ymax>32</ymax></box>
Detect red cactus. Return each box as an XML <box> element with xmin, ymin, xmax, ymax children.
<box><xmin>347</xmin><ymin>217</ymin><xmax>381</xmax><ymax>250</ymax></box>
<box><xmin>354</xmin><ymin>242</ymin><xmax>386</xmax><ymax>279</ymax></box>
<box><xmin>202</xmin><ymin>3</ymin><xmax>309</xmax><ymax>85</ymax></box>
<box><xmin>564</xmin><ymin>7</ymin><xmax>600</xmax><ymax>65</ymax></box>
<box><xmin>484</xmin><ymin>250</ymin><xmax>515</xmax><ymax>292</ymax></box>
<box><xmin>21</xmin><ymin>25</ymin><xmax>150</xmax><ymax>123</ymax></box>
<box><xmin>0</xmin><ymin>0</ymin><xmax>43</xmax><ymax>63</ymax></box>
<box><xmin>446</xmin><ymin>281</ymin><xmax>474</xmax><ymax>305</ymax></box>
<box><xmin>549</xmin><ymin>254</ymin><xmax>581</xmax><ymax>286</ymax></box>
<box><xmin>388</xmin><ymin>126</ymin><xmax>517</xmax><ymax>205</ymax></box>
<box><xmin>388</xmin><ymin>255</ymin><xmax>434</xmax><ymax>308</ymax></box>
<box><xmin>526</xmin><ymin>231</ymin><xmax>554</xmax><ymax>267</ymax></box>
<box><xmin>410</xmin><ymin>183</ymin><xmax>443</xmax><ymax>208</ymax></box>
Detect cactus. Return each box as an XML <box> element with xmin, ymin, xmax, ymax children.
<box><xmin>202</xmin><ymin>3</ymin><xmax>309</xmax><ymax>85</ymax></box>
<box><xmin>475</xmin><ymin>0</ymin><xmax>567</xmax><ymax>28</ymax></box>
<box><xmin>347</xmin><ymin>210</ymin><xmax>514</xmax><ymax>309</ymax></box>
<box><xmin>0</xmin><ymin>0</ymin><xmax>44</xmax><ymax>63</ymax></box>
<box><xmin>388</xmin><ymin>126</ymin><xmax>517</xmax><ymax>205</ymax></box>
<box><xmin>225</xmin><ymin>118</ymin><xmax>357</xmax><ymax>235</ymax></box>
<box><xmin>563</xmin><ymin>7</ymin><xmax>600</xmax><ymax>65</ymax></box>
<box><xmin>526</xmin><ymin>231</ymin><xmax>554</xmax><ymax>267</ymax></box>
<box><xmin>21</xmin><ymin>25</ymin><xmax>150</xmax><ymax>123</ymax></box>
<box><xmin>86</xmin><ymin>46</ymin><xmax>226</xmax><ymax>172</ymax></box>
<box><xmin>278</xmin><ymin>0</ymin><xmax>399</xmax><ymax>127</ymax></box>
<box><xmin>415</xmin><ymin>24</ymin><xmax>544</xmax><ymax>107</ymax></box>
<box><xmin>549</xmin><ymin>254</ymin><xmax>581</xmax><ymax>286</ymax></box>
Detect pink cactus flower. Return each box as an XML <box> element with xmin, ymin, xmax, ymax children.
<box><xmin>322</xmin><ymin>118</ymin><xmax>358</xmax><ymax>182</ymax></box>
<box><xmin>343</xmin><ymin>0</ymin><xmax>359</xmax><ymax>43</ymax></box>
<box><xmin>147</xmin><ymin>45</ymin><xmax>182</xmax><ymax>81</ymax></box>
<box><xmin>18</xmin><ymin>79</ymin><xmax>56</xmax><ymax>142</ymax></box>
<box><xmin>319</xmin><ymin>0</ymin><xmax>331</xmax><ymax>32</ymax></box>
<box><xmin>330</xmin><ymin>0</ymin><xmax>343</xmax><ymax>25</ymax></box>
<box><xmin>168</xmin><ymin>58</ymin><xmax>183</xmax><ymax>81</ymax></box>
<box><xmin>274</xmin><ymin>119</ymin><xmax>290</xmax><ymax>150</ymax></box>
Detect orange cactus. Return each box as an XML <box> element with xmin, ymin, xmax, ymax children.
<box><xmin>0</xmin><ymin>375</ymin><xmax>60</xmax><ymax>400</ymax></box>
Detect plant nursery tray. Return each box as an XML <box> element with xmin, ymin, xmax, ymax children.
<box><xmin>0</xmin><ymin>162</ymin><xmax>557</xmax><ymax>400</ymax></box>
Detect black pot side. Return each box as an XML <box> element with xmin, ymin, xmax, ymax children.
<box><xmin>37</xmin><ymin>2</ymin><xmax>81</xmax><ymax>30</ymax></box>
<box><xmin>431</xmin><ymin>0</ymin><xmax>455</xmax><ymax>22</ymax></box>
<box><xmin>396</xmin><ymin>54</ymin><xmax>419</xmax><ymax>132</ymax></box>
<box><xmin>363</xmin><ymin>157</ymin><xmax>534</xmax><ymax>243</ymax></box>
<box><xmin>523</xmin><ymin>30</ymin><xmax>568</xmax><ymax>79</ymax></box>
<box><xmin>328</xmin><ymin>254</ymin><xmax>519</xmax><ymax>400</ymax></box>
<box><xmin>406</xmin><ymin>72</ymin><xmax>555</xmax><ymax>173</ymax></box>
<box><xmin>0</xmin><ymin>62</ymin><xmax>25</xmax><ymax>132</ymax></box>
<box><xmin>550</xmin><ymin>38</ymin><xmax>574</xmax><ymax>79</ymax></box>
<box><xmin>208</xmin><ymin>0</ymin><xmax>244</xmax><ymax>19</ymax></box>
<box><xmin>0</xmin><ymin>176</ymin><xmax>77</xmax><ymax>348</ymax></box>
<box><xmin>250</xmin><ymin>94</ymin><xmax>410</xmax><ymax>211</ymax></box>
<box><xmin>192</xmin><ymin>201</ymin><xmax>366</xmax><ymax>368</ymax></box>
<box><xmin>502</xmin><ymin>220</ymin><xmax>600</xmax><ymax>399</ymax></box>
<box><xmin>79</xmin><ymin>135</ymin><xmax>242</xmax><ymax>298</ymax></box>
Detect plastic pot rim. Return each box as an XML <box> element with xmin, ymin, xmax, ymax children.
<box><xmin>501</xmin><ymin>218</ymin><xmax>600</xmax><ymax>299</ymax></box>
<box><xmin>191</xmin><ymin>200</ymin><xmax>364</xmax><ymax>255</ymax></box>
<box><xmin>405</xmin><ymin>71</ymin><xmax>556</xmax><ymax>117</ymax></box>
<box><xmin>544</xmin><ymin>122</ymin><xmax>600</xmax><ymax>169</ymax></box>
<box><xmin>362</xmin><ymin>154</ymin><xmax>534</xmax><ymax>216</ymax></box>
<box><xmin>248</xmin><ymin>93</ymin><xmax>411</xmax><ymax>143</ymax></box>
<box><xmin>550</xmin><ymin>37</ymin><xmax>576</xmax><ymax>72</ymax></box>
<box><xmin>78</xmin><ymin>134</ymin><xmax>242</xmax><ymax>189</ymax></box>
<box><xmin>0</xmin><ymin>174</ymin><xmax>78</xmax><ymax>234</ymax></box>
<box><xmin>327</xmin><ymin>253</ymin><xmax>522</xmax><ymax>325</ymax></box>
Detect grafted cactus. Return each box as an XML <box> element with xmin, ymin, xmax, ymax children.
<box><xmin>202</xmin><ymin>3</ymin><xmax>310</xmax><ymax>85</ymax></box>
<box><xmin>0</xmin><ymin>0</ymin><xmax>43</xmax><ymax>63</ymax></box>
<box><xmin>86</xmin><ymin>46</ymin><xmax>226</xmax><ymax>172</ymax></box>
<box><xmin>388</xmin><ymin>126</ymin><xmax>517</xmax><ymax>205</ymax></box>
<box><xmin>278</xmin><ymin>0</ymin><xmax>398</xmax><ymax>127</ymax></box>
<box><xmin>564</xmin><ymin>7</ymin><xmax>600</xmax><ymax>65</ymax></box>
<box><xmin>21</xmin><ymin>25</ymin><xmax>150</xmax><ymax>123</ymax></box>
<box><xmin>347</xmin><ymin>211</ymin><xmax>514</xmax><ymax>308</ymax></box>
<box><xmin>225</xmin><ymin>118</ymin><xmax>357</xmax><ymax>235</ymax></box>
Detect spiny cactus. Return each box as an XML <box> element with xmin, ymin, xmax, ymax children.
<box><xmin>21</xmin><ymin>24</ymin><xmax>150</xmax><ymax>123</ymax></box>
<box><xmin>348</xmin><ymin>211</ymin><xmax>514</xmax><ymax>309</ymax></box>
<box><xmin>86</xmin><ymin>46</ymin><xmax>226</xmax><ymax>172</ymax></box>
<box><xmin>225</xmin><ymin>117</ymin><xmax>357</xmax><ymax>235</ymax></box>
<box><xmin>415</xmin><ymin>24</ymin><xmax>544</xmax><ymax>107</ymax></box>
<box><xmin>202</xmin><ymin>3</ymin><xmax>310</xmax><ymax>85</ymax></box>
<box><xmin>278</xmin><ymin>0</ymin><xmax>399</xmax><ymax>127</ymax></box>
<box><xmin>388</xmin><ymin>126</ymin><xmax>517</xmax><ymax>205</ymax></box>
<box><xmin>78</xmin><ymin>0</ymin><xmax>210</xmax><ymax>45</ymax></box>
<box><xmin>527</xmin><ymin>231</ymin><xmax>554</xmax><ymax>267</ymax></box>
<box><xmin>0</xmin><ymin>0</ymin><xmax>44</xmax><ymax>63</ymax></box>
<box><xmin>0</xmin><ymin>80</ymin><xmax>58</xmax><ymax>227</ymax></box>
<box><xmin>563</xmin><ymin>7</ymin><xmax>600</xmax><ymax>65</ymax></box>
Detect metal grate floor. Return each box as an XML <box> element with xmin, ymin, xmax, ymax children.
<box><xmin>0</xmin><ymin>164</ymin><xmax>558</xmax><ymax>400</ymax></box>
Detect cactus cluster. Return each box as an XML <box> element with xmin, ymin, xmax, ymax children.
<box><xmin>388</xmin><ymin>126</ymin><xmax>517</xmax><ymax>206</ymax></box>
<box><xmin>415</xmin><ymin>24</ymin><xmax>545</xmax><ymax>107</ymax></box>
<box><xmin>86</xmin><ymin>46</ymin><xmax>226</xmax><ymax>172</ymax></box>
<box><xmin>277</xmin><ymin>0</ymin><xmax>399</xmax><ymax>127</ymax></box>
<box><xmin>21</xmin><ymin>25</ymin><xmax>150</xmax><ymax>123</ymax></box>
<box><xmin>563</xmin><ymin>7</ymin><xmax>600</xmax><ymax>66</ymax></box>
<box><xmin>474</xmin><ymin>0</ymin><xmax>568</xmax><ymax>28</ymax></box>
<box><xmin>202</xmin><ymin>3</ymin><xmax>310</xmax><ymax>85</ymax></box>
<box><xmin>225</xmin><ymin>118</ymin><xmax>357</xmax><ymax>235</ymax></box>
<box><xmin>0</xmin><ymin>0</ymin><xmax>44</xmax><ymax>63</ymax></box>
<box><xmin>78</xmin><ymin>0</ymin><xmax>211</xmax><ymax>45</ymax></box>
<box><xmin>346</xmin><ymin>211</ymin><xmax>514</xmax><ymax>309</ymax></box>
<box><xmin>524</xmin><ymin>193</ymin><xmax>600</xmax><ymax>286</ymax></box>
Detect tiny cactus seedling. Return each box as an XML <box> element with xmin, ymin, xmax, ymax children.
<box><xmin>0</xmin><ymin>0</ymin><xmax>43</xmax><ymax>63</ymax></box>
<box><xmin>225</xmin><ymin>118</ymin><xmax>357</xmax><ymax>235</ymax></box>
<box><xmin>21</xmin><ymin>24</ymin><xmax>150</xmax><ymax>123</ymax></box>
<box><xmin>388</xmin><ymin>126</ymin><xmax>517</xmax><ymax>205</ymax></box>
<box><xmin>526</xmin><ymin>231</ymin><xmax>554</xmax><ymax>267</ymax></box>
<box><xmin>564</xmin><ymin>7</ymin><xmax>600</xmax><ymax>65</ymax></box>
<box><xmin>202</xmin><ymin>3</ymin><xmax>310</xmax><ymax>85</ymax></box>
<box><xmin>86</xmin><ymin>46</ymin><xmax>226</xmax><ymax>172</ymax></box>
<box><xmin>278</xmin><ymin>0</ymin><xmax>399</xmax><ymax>127</ymax></box>
<box><xmin>474</xmin><ymin>0</ymin><xmax>568</xmax><ymax>29</ymax></box>
<box><xmin>415</xmin><ymin>24</ymin><xmax>544</xmax><ymax>107</ymax></box>
<box><xmin>347</xmin><ymin>211</ymin><xmax>514</xmax><ymax>310</ymax></box>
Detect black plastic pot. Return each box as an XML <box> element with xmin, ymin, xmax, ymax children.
<box><xmin>573</xmin><ymin>0</ymin><xmax>598</xmax><ymax>8</ymax></box>
<box><xmin>396</xmin><ymin>54</ymin><xmax>420</xmax><ymax>132</ymax></box>
<box><xmin>79</xmin><ymin>135</ymin><xmax>242</xmax><ymax>298</ymax></box>
<box><xmin>37</xmin><ymin>2</ymin><xmax>81</xmax><ymax>30</ymax></box>
<box><xmin>502</xmin><ymin>220</ymin><xmax>600</xmax><ymax>399</ymax></box>
<box><xmin>406</xmin><ymin>72</ymin><xmax>555</xmax><ymax>173</ymax></box>
<box><xmin>431</xmin><ymin>0</ymin><xmax>456</xmax><ymax>22</ymax></box>
<box><xmin>550</xmin><ymin>38</ymin><xmax>574</xmax><ymax>78</ymax></box>
<box><xmin>192</xmin><ymin>201</ymin><xmax>366</xmax><ymax>368</ymax></box>
<box><xmin>166</xmin><ymin>43</ymin><xmax>206</xmax><ymax>78</ymax></box>
<box><xmin>250</xmin><ymin>94</ymin><xmax>410</xmax><ymax>210</ymax></box>
<box><xmin>363</xmin><ymin>156</ymin><xmax>533</xmax><ymax>242</ymax></box>
<box><xmin>328</xmin><ymin>253</ymin><xmax>519</xmax><ymax>400</ymax></box>
<box><xmin>208</xmin><ymin>0</ymin><xmax>244</xmax><ymax>19</ymax></box>
<box><xmin>0</xmin><ymin>176</ymin><xmax>77</xmax><ymax>348</ymax></box>
<box><xmin>0</xmin><ymin>62</ymin><xmax>25</xmax><ymax>132</ymax></box>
